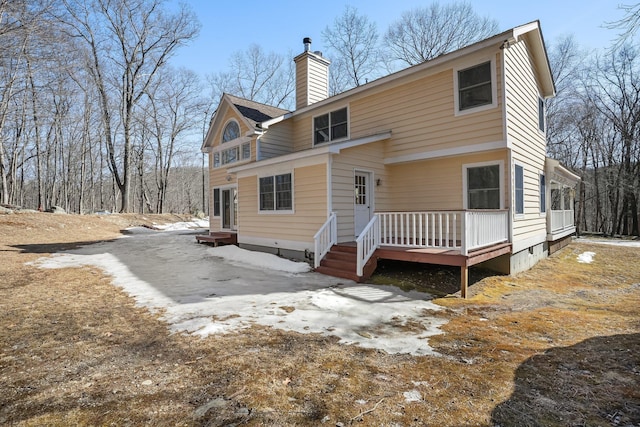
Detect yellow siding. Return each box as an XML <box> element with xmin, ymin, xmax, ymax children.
<box><xmin>331</xmin><ymin>142</ymin><xmax>387</xmax><ymax>241</ymax></box>
<box><xmin>259</xmin><ymin>121</ymin><xmax>293</xmax><ymax>159</ymax></box>
<box><xmin>292</xmin><ymin>115</ymin><xmax>312</xmax><ymax>153</ymax></box>
<box><xmin>505</xmin><ymin>38</ymin><xmax>548</xmax><ymax>247</ymax></box>
<box><xmin>295</xmin><ymin>53</ymin><xmax>329</xmax><ymax>109</ymax></box>
<box><xmin>353</xmin><ymin>57</ymin><xmax>503</xmax><ymax>160</ymax></box>
<box><xmin>281</xmin><ymin>49</ymin><xmax>505</xmax><ymax>157</ymax></box>
<box><xmin>386</xmin><ymin>150</ymin><xmax>509</xmax><ymax>212</ymax></box>
<box><xmin>308</xmin><ymin>56</ymin><xmax>329</xmax><ymax>104</ymax></box>
<box><xmin>295</xmin><ymin>57</ymin><xmax>308</xmax><ymax>110</ymax></box>
<box><xmin>238</xmin><ymin>163</ymin><xmax>328</xmax><ymax>245</ymax></box>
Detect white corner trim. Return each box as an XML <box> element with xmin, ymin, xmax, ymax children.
<box><xmin>384</xmin><ymin>140</ymin><xmax>505</xmax><ymax>165</ymax></box>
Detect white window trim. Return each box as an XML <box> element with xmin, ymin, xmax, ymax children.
<box><xmin>514</xmin><ymin>161</ymin><xmax>525</xmax><ymax>219</ymax></box>
<box><xmin>257</xmin><ymin>170</ymin><xmax>295</xmax><ymax>215</ymax></box>
<box><xmin>453</xmin><ymin>58</ymin><xmax>498</xmax><ymax>116</ymax></box>
<box><xmin>221</xmin><ymin>119</ymin><xmax>241</xmax><ymax>144</ymax></box>
<box><xmin>462</xmin><ymin>160</ymin><xmax>504</xmax><ymax>210</ymax></box>
<box><xmin>537</xmin><ymin>96</ymin><xmax>546</xmax><ymax>135</ymax></box>
<box><xmin>214</xmin><ymin>184</ymin><xmax>238</xmax><ymax>231</ymax></box>
<box><xmin>312</xmin><ymin>105</ymin><xmax>350</xmax><ymax>146</ymax></box>
<box><xmin>539</xmin><ymin>171</ymin><xmax>547</xmax><ymax>217</ymax></box>
<box><xmin>212</xmin><ymin>137</ymin><xmax>252</xmax><ymax>168</ymax></box>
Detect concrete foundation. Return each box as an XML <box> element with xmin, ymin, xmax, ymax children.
<box><xmin>480</xmin><ymin>241</ymin><xmax>549</xmax><ymax>275</ymax></box>
<box><xmin>238</xmin><ymin>243</ymin><xmax>311</xmax><ymax>264</ymax></box>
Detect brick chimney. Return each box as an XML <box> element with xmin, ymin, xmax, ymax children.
<box><xmin>293</xmin><ymin>37</ymin><xmax>330</xmax><ymax>110</ymax></box>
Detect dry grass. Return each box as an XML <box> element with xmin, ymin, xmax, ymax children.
<box><xmin>1</xmin><ymin>212</ymin><xmax>639</xmax><ymax>426</ymax></box>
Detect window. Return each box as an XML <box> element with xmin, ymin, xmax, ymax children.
<box><xmin>467</xmin><ymin>164</ymin><xmax>501</xmax><ymax>209</ymax></box>
<box><xmin>222</xmin><ymin>121</ymin><xmax>240</xmax><ymax>143</ymax></box>
<box><xmin>538</xmin><ymin>97</ymin><xmax>545</xmax><ymax>132</ymax></box>
<box><xmin>539</xmin><ymin>174</ymin><xmax>546</xmax><ymax>213</ymax></box>
<box><xmin>242</xmin><ymin>142</ymin><xmax>251</xmax><ymax>160</ymax></box>
<box><xmin>551</xmin><ymin>187</ymin><xmax>561</xmax><ymax>210</ymax></box>
<box><xmin>314</xmin><ymin>107</ymin><xmax>348</xmax><ymax>144</ymax></box>
<box><xmin>515</xmin><ymin>165</ymin><xmax>524</xmax><ymax>215</ymax></box>
<box><xmin>213</xmin><ymin>188</ymin><xmax>221</xmax><ymax>216</ymax></box>
<box><xmin>215</xmin><ymin>142</ymin><xmax>251</xmax><ymax>168</ymax></box>
<box><xmin>458</xmin><ymin>61</ymin><xmax>492</xmax><ymax>110</ymax></box>
<box><xmin>563</xmin><ymin>187</ymin><xmax>571</xmax><ymax>210</ymax></box>
<box><xmin>259</xmin><ymin>173</ymin><xmax>292</xmax><ymax>211</ymax></box>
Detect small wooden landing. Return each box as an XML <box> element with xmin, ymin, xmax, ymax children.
<box><xmin>195</xmin><ymin>231</ymin><xmax>237</xmax><ymax>246</ymax></box>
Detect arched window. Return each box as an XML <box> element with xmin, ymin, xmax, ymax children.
<box><xmin>222</xmin><ymin>121</ymin><xmax>240</xmax><ymax>143</ymax></box>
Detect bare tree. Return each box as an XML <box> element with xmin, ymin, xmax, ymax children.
<box><xmin>58</xmin><ymin>0</ymin><xmax>199</xmax><ymax>212</ymax></box>
<box><xmin>141</xmin><ymin>67</ymin><xmax>204</xmax><ymax>213</ymax></box>
<box><xmin>207</xmin><ymin>44</ymin><xmax>295</xmax><ymax>109</ymax></box>
<box><xmin>606</xmin><ymin>3</ymin><xmax>640</xmax><ymax>49</ymax></box>
<box><xmin>383</xmin><ymin>1</ymin><xmax>499</xmax><ymax>67</ymax></box>
<box><xmin>592</xmin><ymin>46</ymin><xmax>640</xmax><ymax>236</ymax></box>
<box><xmin>322</xmin><ymin>5</ymin><xmax>380</xmax><ymax>92</ymax></box>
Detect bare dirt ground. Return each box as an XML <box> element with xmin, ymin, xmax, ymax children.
<box><xmin>1</xmin><ymin>212</ymin><xmax>639</xmax><ymax>426</ymax></box>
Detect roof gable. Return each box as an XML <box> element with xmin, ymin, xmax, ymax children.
<box><xmin>202</xmin><ymin>94</ymin><xmax>289</xmax><ymax>151</ymax></box>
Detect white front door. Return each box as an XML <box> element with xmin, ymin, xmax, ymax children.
<box><xmin>354</xmin><ymin>171</ymin><xmax>372</xmax><ymax>236</ymax></box>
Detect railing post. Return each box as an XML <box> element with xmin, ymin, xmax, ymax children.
<box><xmin>461</xmin><ymin>211</ymin><xmax>468</xmax><ymax>255</ymax></box>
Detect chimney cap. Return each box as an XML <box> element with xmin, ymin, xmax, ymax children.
<box><xmin>303</xmin><ymin>37</ymin><xmax>312</xmax><ymax>45</ymax></box>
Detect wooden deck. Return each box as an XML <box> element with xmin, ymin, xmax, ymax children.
<box><xmin>318</xmin><ymin>241</ymin><xmax>512</xmax><ymax>298</ymax></box>
<box><xmin>195</xmin><ymin>231</ymin><xmax>238</xmax><ymax>246</ymax></box>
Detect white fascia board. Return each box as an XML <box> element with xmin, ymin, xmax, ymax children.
<box><xmin>261</xmin><ymin>112</ymin><xmax>293</xmax><ymax>129</ymax></box>
<box><xmin>228</xmin><ymin>131</ymin><xmax>392</xmax><ymax>175</ymax></box>
<box><xmin>384</xmin><ymin>140</ymin><xmax>506</xmax><ymax>165</ymax></box>
<box><xmin>513</xmin><ymin>21</ymin><xmax>540</xmax><ymax>40</ymax></box>
<box><xmin>327</xmin><ymin>131</ymin><xmax>392</xmax><ymax>153</ymax></box>
<box><xmin>228</xmin><ymin>147</ymin><xmax>331</xmax><ymax>175</ymax></box>
<box><xmin>546</xmin><ymin>157</ymin><xmax>581</xmax><ymax>183</ymax></box>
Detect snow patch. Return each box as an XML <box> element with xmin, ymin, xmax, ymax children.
<box><xmin>31</xmin><ymin>230</ymin><xmax>447</xmax><ymax>355</ymax></box>
<box><xmin>153</xmin><ymin>218</ymin><xmax>209</xmax><ymax>231</ymax></box>
<box><xmin>207</xmin><ymin>245</ymin><xmax>311</xmax><ymax>273</ymax></box>
<box><xmin>403</xmin><ymin>390</ymin><xmax>422</xmax><ymax>402</ymax></box>
<box><xmin>577</xmin><ymin>251</ymin><xmax>596</xmax><ymax>264</ymax></box>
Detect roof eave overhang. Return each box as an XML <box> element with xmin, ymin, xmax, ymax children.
<box><xmin>513</xmin><ymin>21</ymin><xmax>556</xmax><ymax>98</ymax></box>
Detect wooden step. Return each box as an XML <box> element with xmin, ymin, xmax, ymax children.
<box><xmin>315</xmin><ymin>265</ymin><xmax>362</xmax><ymax>282</ymax></box>
<box><xmin>315</xmin><ymin>243</ymin><xmax>378</xmax><ymax>283</ymax></box>
<box><xmin>320</xmin><ymin>257</ymin><xmax>355</xmax><ymax>271</ymax></box>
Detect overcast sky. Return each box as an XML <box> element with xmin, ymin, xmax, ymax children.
<box><xmin>169</xmin><ymin>0</ymin><xmax>627</xmax><ymax>77</ymax></box>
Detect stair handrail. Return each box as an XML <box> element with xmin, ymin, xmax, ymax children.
<box><xmin>356</xmin><ymin>215</ymin><xmax>380</xmax><ymax>277</ymax></box>
<box><xmin>313</xmin><ymin>212</ymin><xmax>337</xmax><ymax>268</ymax></box>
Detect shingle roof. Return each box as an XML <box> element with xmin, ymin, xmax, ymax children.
<box><xmin>226</xmin><ymin>94</ymin><xmax>289</xmax><ymax>127</ymax></box>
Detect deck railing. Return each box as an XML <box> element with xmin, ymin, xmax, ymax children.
<box><xmin>550</xmin><ymin>209</ymin><xmax>575</xmax><ymax>232</ymax></box>
<box><xmin>463</xmin><ymin>210</ymin><xmax>510</xmax><ymax>254</ymax></box>
<box><xmin>376</xmin><ymin>210</ymin><xmax>509</xmax><ymax>255</ymax></box>
<box><xmin>355</xmin><ymin>215</ymin><xmax>379</xmax><ymax>276</ymax></box>
<box><xmin>313</xmin><ymin>212</ymin><xmax>337</xmax><ymax>268</ymax></box>
<box><xmin>354</xmin><ymin>210</ymin><xmax>509</xmax><ymax>278</ymax></box>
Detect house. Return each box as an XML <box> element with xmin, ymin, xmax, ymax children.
<box><xmin>200</xmin><ymin>22</ymin><xmax>580</xmax><ymax>297</ymax></box>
